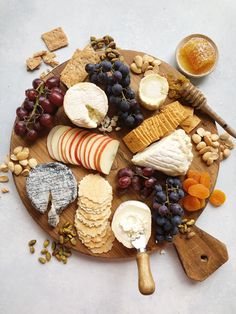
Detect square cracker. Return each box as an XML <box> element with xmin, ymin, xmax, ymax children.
<box><xmin>180</xmin><ymin>115</ymin><xmax>201</xmax><ymax>133</ymax></box>
<box><xmin>60</xmin><ymin>46</ymin><xmax>99</xmax><ymax>88</ymax></box>
<box><xmin>41</xmin><ymin>27</ymin><xmax>68</xmax><ymax>51</ymax></box>
<box><xmin>26</xmin><ymin>57</ymin><xmax>42</xmax><ymax>71</ymax></box>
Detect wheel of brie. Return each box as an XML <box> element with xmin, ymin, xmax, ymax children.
<box><xmin>138</xmin><ymin>74</ymin><xmax>169</xmax><ymax>110</ymax></box>
<box><xmin>63</xmin><ymin>82</ymin><xmax>108</xmax><ymax>129</ymax></box>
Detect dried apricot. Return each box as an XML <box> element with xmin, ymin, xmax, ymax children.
<box><xmin>183</xmin><ymin>195</ymin><xmax>201</xmax><ymax>211</ymax></box>
<box><xmin>187</xmin><ymin>169</ymin><xmax>201</xmax><ymax>182</ymax></box>
<box><xmin>188</xmin><ymin>184</ymin><xmax>210</xmax><ymax>199</ymax></box>
<box><xmin>183</xmin><ymin>178</ymin><xmax>198</xmax><ymax>192</ymax></box>
<box><xmin>199</xmin><ymin>172</ymin><xmax>211</xmax><ymax>189</ymax></box>
<box><xmin>209</xmin><ymin>189</ymin><xmax>226</xmax><ymax>207</ymax></box>
<box><xmin>199</xmin><ymin>198</ymin><xmax>206</xmax><ymax>209</ymax></box>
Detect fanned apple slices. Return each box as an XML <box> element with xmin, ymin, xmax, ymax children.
<box><xmin>47</xmin><ymin>125</ymin><xmax>120</xmax><ymax>175</ymax></box>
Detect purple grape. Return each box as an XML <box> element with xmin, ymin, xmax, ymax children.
<box><xmin>171</xmin><ymin>226</ymin><xmax>179</xmax><ymax>236</ymax></box>
<box><xmin>121</xmin><ymin>76</ymin><xmax>131</xmax><ymax>87</ymax></box>
<box><xmin>163</xmin><ymin>220</ymin><xmax>172</xmax><ymax>231</ymax></box>
<box><xmin>14</xmin><ymin>121</ymin><xmax>26</xmax><ymax>136</ymax></box>
<box><xmin>101</xmin><ymin>61</ymin><xmax>112</xmax><ymax>72</ymax></box>
<box><xmin>152</xmin><ymin>202</ymin><xmax>161</xmax><ymax>211</ymax></box>
<box><xmin>178</xmin><ymin>189</ymin><xmax>185</xmax><ymax>199</ymax></box>
<box><xmin>156</xmin><ymin>191</ymin><xmax>167</xmax><ymax>203</ymax></box>
<box><xmin>169</xmin><ymin>203</ymin><xmax>184</xmax><ymax>216</ymax></box>
<box><xmin>40</xmin><ymin>113</ymin><xmax>53</xmax><ymax>128</ymax></box>
<box><xmin>133</xmin><ymin>166</ymin><xmax>143</xmax><ymax>176</ymax></box>
<box><xmin>131</xmin><ymin>176</ymin><xmax>142</xmax><ymax>191</ymax></box>
<box><xmin>156</xmin><ymin>216</ymin><xmax>166</xmax><ymax>226</ymax></box>
<box><xmin>25</xmin><ymin>89</ymin><xmax>38</xmax><ymax>101</ymax></box>
<box><xmin>116</xmin><ymin>187</ymin><xmax>129</xmax><ymax>195</ymax></box>
<box><xmin>165</xmin><ymin>234</ymin><xmax>173</xmax><ymax>242</ymax></box>
<box><xmin>155</xmin><ymin>234</ymin><xmax>165</xmax><ymax>242</ymax></box>
<box><xmin>156</xmin><ymin>226</ymin><xmax>164</xmax><ymax>235</ymax></box>
<box><xmin>49</xmin><ymin>91</ymin><xmax>64</xmax><ymax>107</ymax></box>
<box><xmin>85</xmin><ymin>63</ymin><xmax>95</xmax><ymax>74</ymax></box>
<box><xmin>117</xmin><ymin>168</ymin><xmax>134</xmax><ymax>178</ymax></box>
<box><xmin>113</xmin><ymin>60</ymin><xmax>123</xmax><ymax>70</ymax></box>
<box><xmin>171</xmin><ymin>215</ymin><xmax>182</xmax><ymax>226</ymax></box>
<box><xmin>125</xmin><ymin>115</ymin><xmax>135</xmax><ymax>127</ymax></box>
<box><xmin>113</xmin><ymin>71</ymin><xmax>122</xmax><ymax>81</ymax></box>
<box><xmin>97</xmin><ymin>72</ymin><xmax>108</xmax><ymax>84</ymax></box>
<box><xmin>119</xmin><ymin>64</ymin><xmax>129</xmax><ymax>76</ymax></box>
<box><xmin>154</xmin><ymin>184</ymin><xmax>163</xmax><ymax>192</ymax></box>
<box><xmin>119</xmin><ymin>99</ymin><xmax>130</xmax><ymax>112</ymax></box>
<box><xmin>169</xmin><ymin>191</ymin><xmax>180</xmax><ymax>202</ymax></box>
<box><xmin>16</xmin><ymin>107</ymin><xmax>28</xmax><ymax>120</ymax></box>
<box><xmin>134</xmin><ymin>113</ymin><xmax>144</xmax><ymax>125</ymax></box>
<box><xmin>140</xmin><ymin>187</ymin><xmax>152</xmax><ymax>199</ymax></box>
<box><xmin>112</xmin><ymin>83</ymin><xmax>123</xmax><ymax>96</ymax></box>
<box><xmin>172</xmin><ymin>178</ymin><xmax>182</xmax><ymax>188</ymax></box>
<box><xmin>166</xmin><ymin>177</ymin><xmax>175</xmax><ymax>186</ymax></box>
<box><xmin>158</xmin><ymin>205</ymin><xmax>169</xmax><ymax>216</ymax></box>
<box><xmin>144</xmin><ymin>177</ymin><xmax>157</xmax><ymax>188</ymax></box>
<box><xmin>142</xmin><ymin>167</ymin><xmax>155</xmax><ymax>177</ymax></box>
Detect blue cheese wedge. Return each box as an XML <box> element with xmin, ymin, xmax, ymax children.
<box><xmin>26</xmin><ymin>162</ymin><xmax>77</xmax><ymax>227</ymax></box>
<box><xmin>132</xmin><ymin>129</ymin><xmax>193</xmax><ymax>176</ymax></box>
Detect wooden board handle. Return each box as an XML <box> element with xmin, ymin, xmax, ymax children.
<box><xmin>136</xmin><ymin>252</ymin><xmax>155</xmax><ymax>295</ymax></box>
<box><xmin>173</xmin><ymin>225</ymin><xmax>228</xmax><ymax>281</ymax></box>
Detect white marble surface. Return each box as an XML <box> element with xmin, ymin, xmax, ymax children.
<box><xmin>0</xmin><ymin>0</ymin><xmax>236</xmax><ymax>313</ymax></box>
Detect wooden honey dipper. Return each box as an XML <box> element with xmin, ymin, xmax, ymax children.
<box><xmin>179</xmin><ymin>82</ymin><xmax>236</xmax><ymax>138</ymax></box>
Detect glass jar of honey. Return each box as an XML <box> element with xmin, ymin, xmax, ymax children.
<box><xmin>176</xmin><ymin>34</ymin><xmax>218</xmax><ymax>77</ymax></box>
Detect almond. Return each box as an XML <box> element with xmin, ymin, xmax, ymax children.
<box><xmin>202</xmin><ymin>152</ymin><xmax>212</xmax><ymax>161</ymax></box>
<box><xmin>130</xmin><ymin>63</ymin><xmax>142</xmax><ymax>74</ymax></box>
<box><xmin>8</xmin><ymin>161</ymin><xmax>15</xmax><ymax>172</ymax></box>
<box><xmin>223</xmin><ymin>148</ymin><xmax>231</xmax><ymax>158</ymax></box>
<box><xmin>196</xmin><ymin>128</ymin><xmax>205</xmax><ymax>137</ymax></box>
<box><xmin>203</xmin><ymin>135</ymin><xmax>212</xmax><ymax>146</ymax></box>
<box><xmin>14</xmin><ymin>164</ymin><xmax>23</xmax><ymax>175</ymax></box>
<box><xmin>211</xmin><ymin>134</ymin><xmax>219</xmax><ymax>141</ymax></box>
<box><xmin>192</xmin><ymin>134</ymin><xmax>201</xmax><ymax>144</ymax></box>
<box><xmin>220</xmin><ymin>132</ymin><xmax>230</xmax><ymax>141</ymax></box>
<box><xmin>16</xmin><ymin>151</ymin><xmax>29</xmax><ymax>161</ymax></box>
<box><xmin>28</xmin><ymin>158</ymin><xmax>38</xmax><ymax>169</ymax></box>
<box><xmin>141</xmin><ymin>61</ymin><xmax>149</xmax><ymax>72</ymax></box>
<box><xmin>13</xmin><ymin>146</ymin><xmax>23</xmax><ymax>155</ymax></box>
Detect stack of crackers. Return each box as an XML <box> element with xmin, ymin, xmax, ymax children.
<box><xmin>123</xmin><ymin>101</ymin><xmax>201</xmax><ymax>153</ymax></box>
<box><xmin>74</xmin><ymin>174</ymin><xmax>115</xmax><ymax>254</ymax></box>
<box><xmin>60</xmin><ymin>46</ymin><xmax>99</xmax><ymax>88</ymax></box>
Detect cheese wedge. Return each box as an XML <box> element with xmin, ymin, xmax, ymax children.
<box><xmin>138</xmin><ymin>74</ymin><xmax>169</xmax><ymax>110</ymax></box>
<box><xmin>132</xmin><ymin>129</ymin><xmax>193</xmax><ymax>176</ymax></box>
<box><xmin>64</xmin><ymin>82</ymin><xmax>108</xmax><ymax>129</ymax></box>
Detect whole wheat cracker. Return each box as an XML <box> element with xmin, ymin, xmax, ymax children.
<box><xmin>26</xmin><ymin>57</ymin><xmax>42</xmax><ymax>71</ymax></box>
<box><xmin>41</xmin><ymin>27</ymin><xmax>68</xmax><ymax>52</ymax></box>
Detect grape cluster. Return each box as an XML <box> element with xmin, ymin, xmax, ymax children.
<box><xmin>116</xmin><ymin>166</ymin><xmax>158</xmax><ymax>199</ymax></box>
<box><xmin>14</xmin><ymin>77</ymin><xmax>64</xmax><ymax>141</ymax></box>
<box><xmin>153</xmin><ymin>177</ymin><xmax>185</xmax><ymax>243</ymax></box>
<box><xmin>85</xmin><ymin>60</ymin><xmax>144</xmax><ymax>128</ymax></box>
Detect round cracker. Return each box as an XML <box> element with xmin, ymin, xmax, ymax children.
<box><xmin>90</xmin><ymin>231</ymin><xmax>115</xmax><ymax>254</ymax></box>
<box><xmin>79</xmin><ymin>207</ymin><xmax>111</xmax><ymax>221</ymax></box>
<box><xmin>75</xmin><ymin>218</ymin><xmax>109</xmax><ymax>237</ymax></box>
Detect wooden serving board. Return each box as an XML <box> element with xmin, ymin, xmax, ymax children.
<box><xmin>11</xmin><ymin>50</ymin><xmax>227</xmax><ymax>272</ymax></box>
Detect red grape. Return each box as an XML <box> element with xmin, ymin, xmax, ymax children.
<box><xmin>38</xmin><ymin>95</ymin><xmax>46</xmax><ymax>104</ymax></box>
<box><xmin>33</xmin><ymin>120</ymin><xmax>43</xmax><ymax>132</ymax></box>
<box><xmin>51</xmin><ymin>87</ymin><xmax>64</xmax><ymax>95</ymax></box>
<box><xmin>26</xmin><ymin>129</ymin><xmax>38</xmax><ymax>141</ymax></box>
<box><xmin>23</xmin><ymin>99</ymin><xmax>35</xmax><ymax>111</ymax></box>
<box><xmin>41</xmin><ymin>99</ymin><xmax>57</xmax><ymax>114</ymax></box>
<box><xmin>118</xmin><ymin>176</ymin><xmax>131</xmax><ymax>189</ymax></box>
<box><xmin>144</xmin><ymin>177</ymin><xmax>157</xmax><ymax>188</ymax></box>
<box><xmin>40</xmin><ymin>113</ymin><xmax>53</xmax><ymax>128</ymax></box>
<box><xmin>25</xmin><ymin>89</ymin><xmax>38</xmax><ymax>101</ymax></box>
<box><xmin>140</xmin><ymin>187</ymin><xmax>153</xmax><ymax>199</ymax></box>
<box><xmin>16</xmin><ymin>107</ymin><xmax>28</xmax><ymax>120</ymax></box>
<box><xmin>131</xmin><ymin>176</ymin><xmax>142</xmax><ymax>191</ymax></box>
<box><xmin>116</xmin><ymin>187</ymin><xmax>129</xmax><ymax>195</ymax></box>
<box><xmin>14</xmin><ymin>121</ymin><xmax>26</xmax><ymax>136</ymax></box>
<box><xmin>45</xmin><ymin>77</ymin><xmax>60</xmax><ymax>89</ymax></box>
<box><xmin>133</xmin><ymin>166</ymin><xmax>143</xmax><ymax>176</ymax></box>
<box><xmin>32</xmin><ymin>78</ymin><xmax>44</xmax><ymax>89</ymax></box>
<box><xmin>49</xmin><ymin>91</ymin><xmax>64</xmax><ymax>107</ymax></box>
<box><xmin>117</xmin><ymin>167</ymin><xmax>134</xmax><ymax>178</ymax></box>
<box><xmin>142</xmin><ymin>167</ymin><xmax>155</xmax><ymax>177</ymax></box>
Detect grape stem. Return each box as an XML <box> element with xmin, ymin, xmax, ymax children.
<box><xmin>26</xmin><ymin>83</ymin><xmax>45</xmax><ymax>129</ymax></box>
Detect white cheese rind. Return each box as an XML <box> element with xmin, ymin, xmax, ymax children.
<box><xmin>132</xmin><ymin>129</ymin><xmax>193</xmax><ymax>176</ymax></box>
<box><xmin>111</xmin><ymin>201</ymin><xmax>151</xmax><ymax>249</ymax></box>
<box><xmin>138</xmin><ymin>74</ymin><xmax>169</xmax><ymax>110</ymax></box>
<box><xmin>64</xmin><ymin>82</ymin><xmax>108</xmax><ymax>129</ymax></box>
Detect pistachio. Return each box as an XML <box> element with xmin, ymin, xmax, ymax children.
<box><xmin>38</xmin><ymin>257</ymin><xmax>46</xmax><ymax>264</ymax></box>
<box><xmin>14</xmin><ymin>164</ymin><xmax>23</xmax><ymax>175</ymax></box>
<box><xmin>51</xmin><ymin>241</ymin><xmax>56</xmax><ymax>251</ymax></box>
<box><xmin>29</xmin><ymin>246</ymin><xmax>35</xmax><ymax>254</ymax></box>
<box><xmin>28</xmin><ymin>158</ymin><xmax>38</xmax><ymax>169</ymax></box>
<box><xmin>134</xmin><ymin>55</ymin><xmax>143</xmax><ymax>68</ymax></box>
<box><xmin>0</xmin><ymin>175</ymin><xmax>9</xmax><ymax>183</ymax></box>
<box><xmin>59</xmin><ymin>235</ymin><xmax>64</xmax><ymax>244</ymax></box>
<box><xmin>108</xmin><ymin>41</ymin><xmax>116</xmax><ymax>49</ymax></box>
<box><xmin>16</xmin><ymin>151</ymin><xmax>29</xmax><ymax>161</ymax></box>
<box><xmin>192</xmin><ymin>134</ymin><xmax>202</xmax><ymax>144</ymax></box>
<box><xmin>70</xmin><ymin>238</ymin><xmax>77</xmax><ymax>246</ymax></box>
<box><xmin>186</xmin><ymin>219</ymin><xmax>195</xmax><ymax>226</ymax></box>
<box><xmin>21</xmin><ymin>169</ymin><xmax>30</xmax><ymax>177</ymax></box>
<box><xmin>119</xmin><ymin>55</ymin><xmax>124</xmax><ymax>62</ymax></box>
<box><xmin>19</xmin><ymin>159</ymin><xmax>28</xmax><ymax>166</ymax></box>
<box><xmin>10</xmin><ymin>154</ymin><xmax>18</xmax><ymax>161</ymax></box>
<box><xmin>196</xmin><ymin>127</ymin><xmax>206</xmax><ymax>137</ymax></box>
<box><xmin>8</xmin><ymin>161</ymin><xmax>15</xmax><ymax>172</ymax></box>
<box><xmin>90</xmin><ymin>36</ymin><xmax>96</xmax><ymax>42</ymax></box>
<box><xmin>107</xmin><ymin>52</ymin><xmax>116</xmax><ymax>59</ymax></box>
<box><xmin>28</xmin><ymin>240</ymin><xmax>37</xmax><ymax>246</ymax></box>
<box><xmin>111</xmin><ymin>57</ymin><xmax>119</xmax><ymax>63</ymax></box>
<box><xmin>13</xmin><ymin>146</ymin><xmax>23</xmax><ymax>155</ymax></box>
<box><xmin>46</xmin><ymin>252</ymin><xmax>51</xmax><ymax>262</ymax></box>
<box><xmin>130</xmin><ymin>63</ymin><xmax>142</xmax><ymax>74</ymax></box>
<box><xmin>0</xmin><ymin>163</ymin><xmax>9</xmax><ymax>172</ymax></box>
<box><xmin>199</xmin><ymin>146</ymin><xmax>213</xmax><ymax>155</ymax></box>
<box><xmin>196</xmin><ymin>141</ymin><xmax>206</xmax><ymax>150</ymax></box>
<box><xmin>41</xmin><ymin>248</ymin><xmax>48</xmax><ymax>255</ymax></box>
<box><xmin>223</xmin><ymin>148</ymin><xmax>231</xmax><ymax>158</ymax></box>
<box><xmin>43</xmin><ymin>239</ymin><xmax>50</xmax><ymax>248</ymax></box>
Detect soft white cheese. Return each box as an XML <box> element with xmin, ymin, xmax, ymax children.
<box><xmin>111</xmin><ymin>201</ymin><xmax>151</xmax><ymax>249</ymax></box>
<box><xmin>132</xmin><ymin>129</ymin><xmax>193</xmax><ymax>176</ymax></box>
<box><xmin>63</xmin><ymin>82</ymin><xmax>108</xmax><ymax>129</ymax></box>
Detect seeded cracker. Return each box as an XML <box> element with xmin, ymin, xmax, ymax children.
<box><xmin>41</xmin><ymin>27</ymin><xmax>68</xmax><ymax>52</ymax></box>
<box><xmin>60</xmin><ymin>46</ymin><xmax>100</xmax><ymax>88</ymax></box>
<box><xmin>26</xmin><ymin>57</ymin><xmax>42</xmax><ymax>71</ymax></box>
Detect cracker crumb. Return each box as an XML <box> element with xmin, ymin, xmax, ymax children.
<box><xmin>33</xmin><ymin>50</ymin><xmax>47</xmax><ymax>58</ymax></box>
<box><xmin>26</xmin><ymin>57</ymin><xmax>42</xmax><ymax>71</ymax></box>
<box><xmin>1</xmin><ymin>187</ymin><xmax>9</xmax><ymax>193</ymax></box>
<box><xmin>42</xmin><ymin>52</ymin><xmax>59</xmax><ymax>67</ymax></box>
<box><xmin>41</xmin><ymin>27</ymin><xmax>68</xmax><ymax>52</ymax></box>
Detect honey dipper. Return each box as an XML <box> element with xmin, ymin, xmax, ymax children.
<box><xmin>179</xmin><ymin>82</ymin><xmax>236</xmax><ymax>138</ymax></box>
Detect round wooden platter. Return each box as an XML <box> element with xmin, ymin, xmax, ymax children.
<box><xmin>10</xmin><ymin>49</ymin><xmax>219</xmax><ymax>259</ymax></box>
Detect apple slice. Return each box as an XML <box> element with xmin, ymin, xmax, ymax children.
<box><xmin>64</xmin><ymin>128</ymin><xmax>80</xmax><ymax>165</ymax></box>
<box><xmin>97</xmin><ymin>139</ymin><xmax>120</xmax><ymax>175</ymax></box>
<box><xmin>78</xmin><ymin>132</ymin><xmax>98</xmax><ymax>169</ymax></box>
<box><xmin>74</xmin><ymin>131</ymin><xmax>90</xmax><ymax>165</ymax></box>
<box><xmin>51</xmin><ymin>126</ymin><xmax>71</xmax><ymax>161</ymax></box>
<box><xmin>84</xmin><ymin>134</ymin><xmax>104</xmax><ymax>169</ymax></box>
<box><xmin>58</xmin><ymin>127</ymin><xmax>73</xmax><ymax>163</ymax></box>
<box><xmin>67</xmin><ymin>129</ymin><xmax>83</xmax><ymax>165</ymax></box>
<box><xmin>94</xmin><ymin>138</ymin><xmax>112</xmax><ymax>172</ymax></box>
<box><xmin>47</xmin><ymin>125</ymin><xmax>63</xmax><ymax>159</ymax></box>
<box><xmin>87</xmin><ymin>135</ymin><xmax>109</xmax><ymax>170</ymax></box>
<box><xmin>70</xmin><ymin>130</ymin><xmax>89</xmax><ymax>165</ymax></box>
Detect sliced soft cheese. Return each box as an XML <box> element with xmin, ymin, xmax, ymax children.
<box><xmin>64</xmin><ymin>82</ymin><xmax>108</xmax><ymax>129</ymax></box>
<box><xmin>132</xmin><ymin>129</ymin><xmax>193</xmax><ymax>176</ymax></box>
<box><xmin>111</xmin><ymin>201</ymin><xmax>151</xmax><ymax>249</ymax></box>
<box><xmin>138</xmin><ymin>74</ymin><xmax>169</xmax><ymax>110</ymax></box>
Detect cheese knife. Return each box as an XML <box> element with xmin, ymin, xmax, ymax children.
<box><xmin>132</xmin><ymin>234</ymin><xmax>155</xmax><ymax>295</ymax></box>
